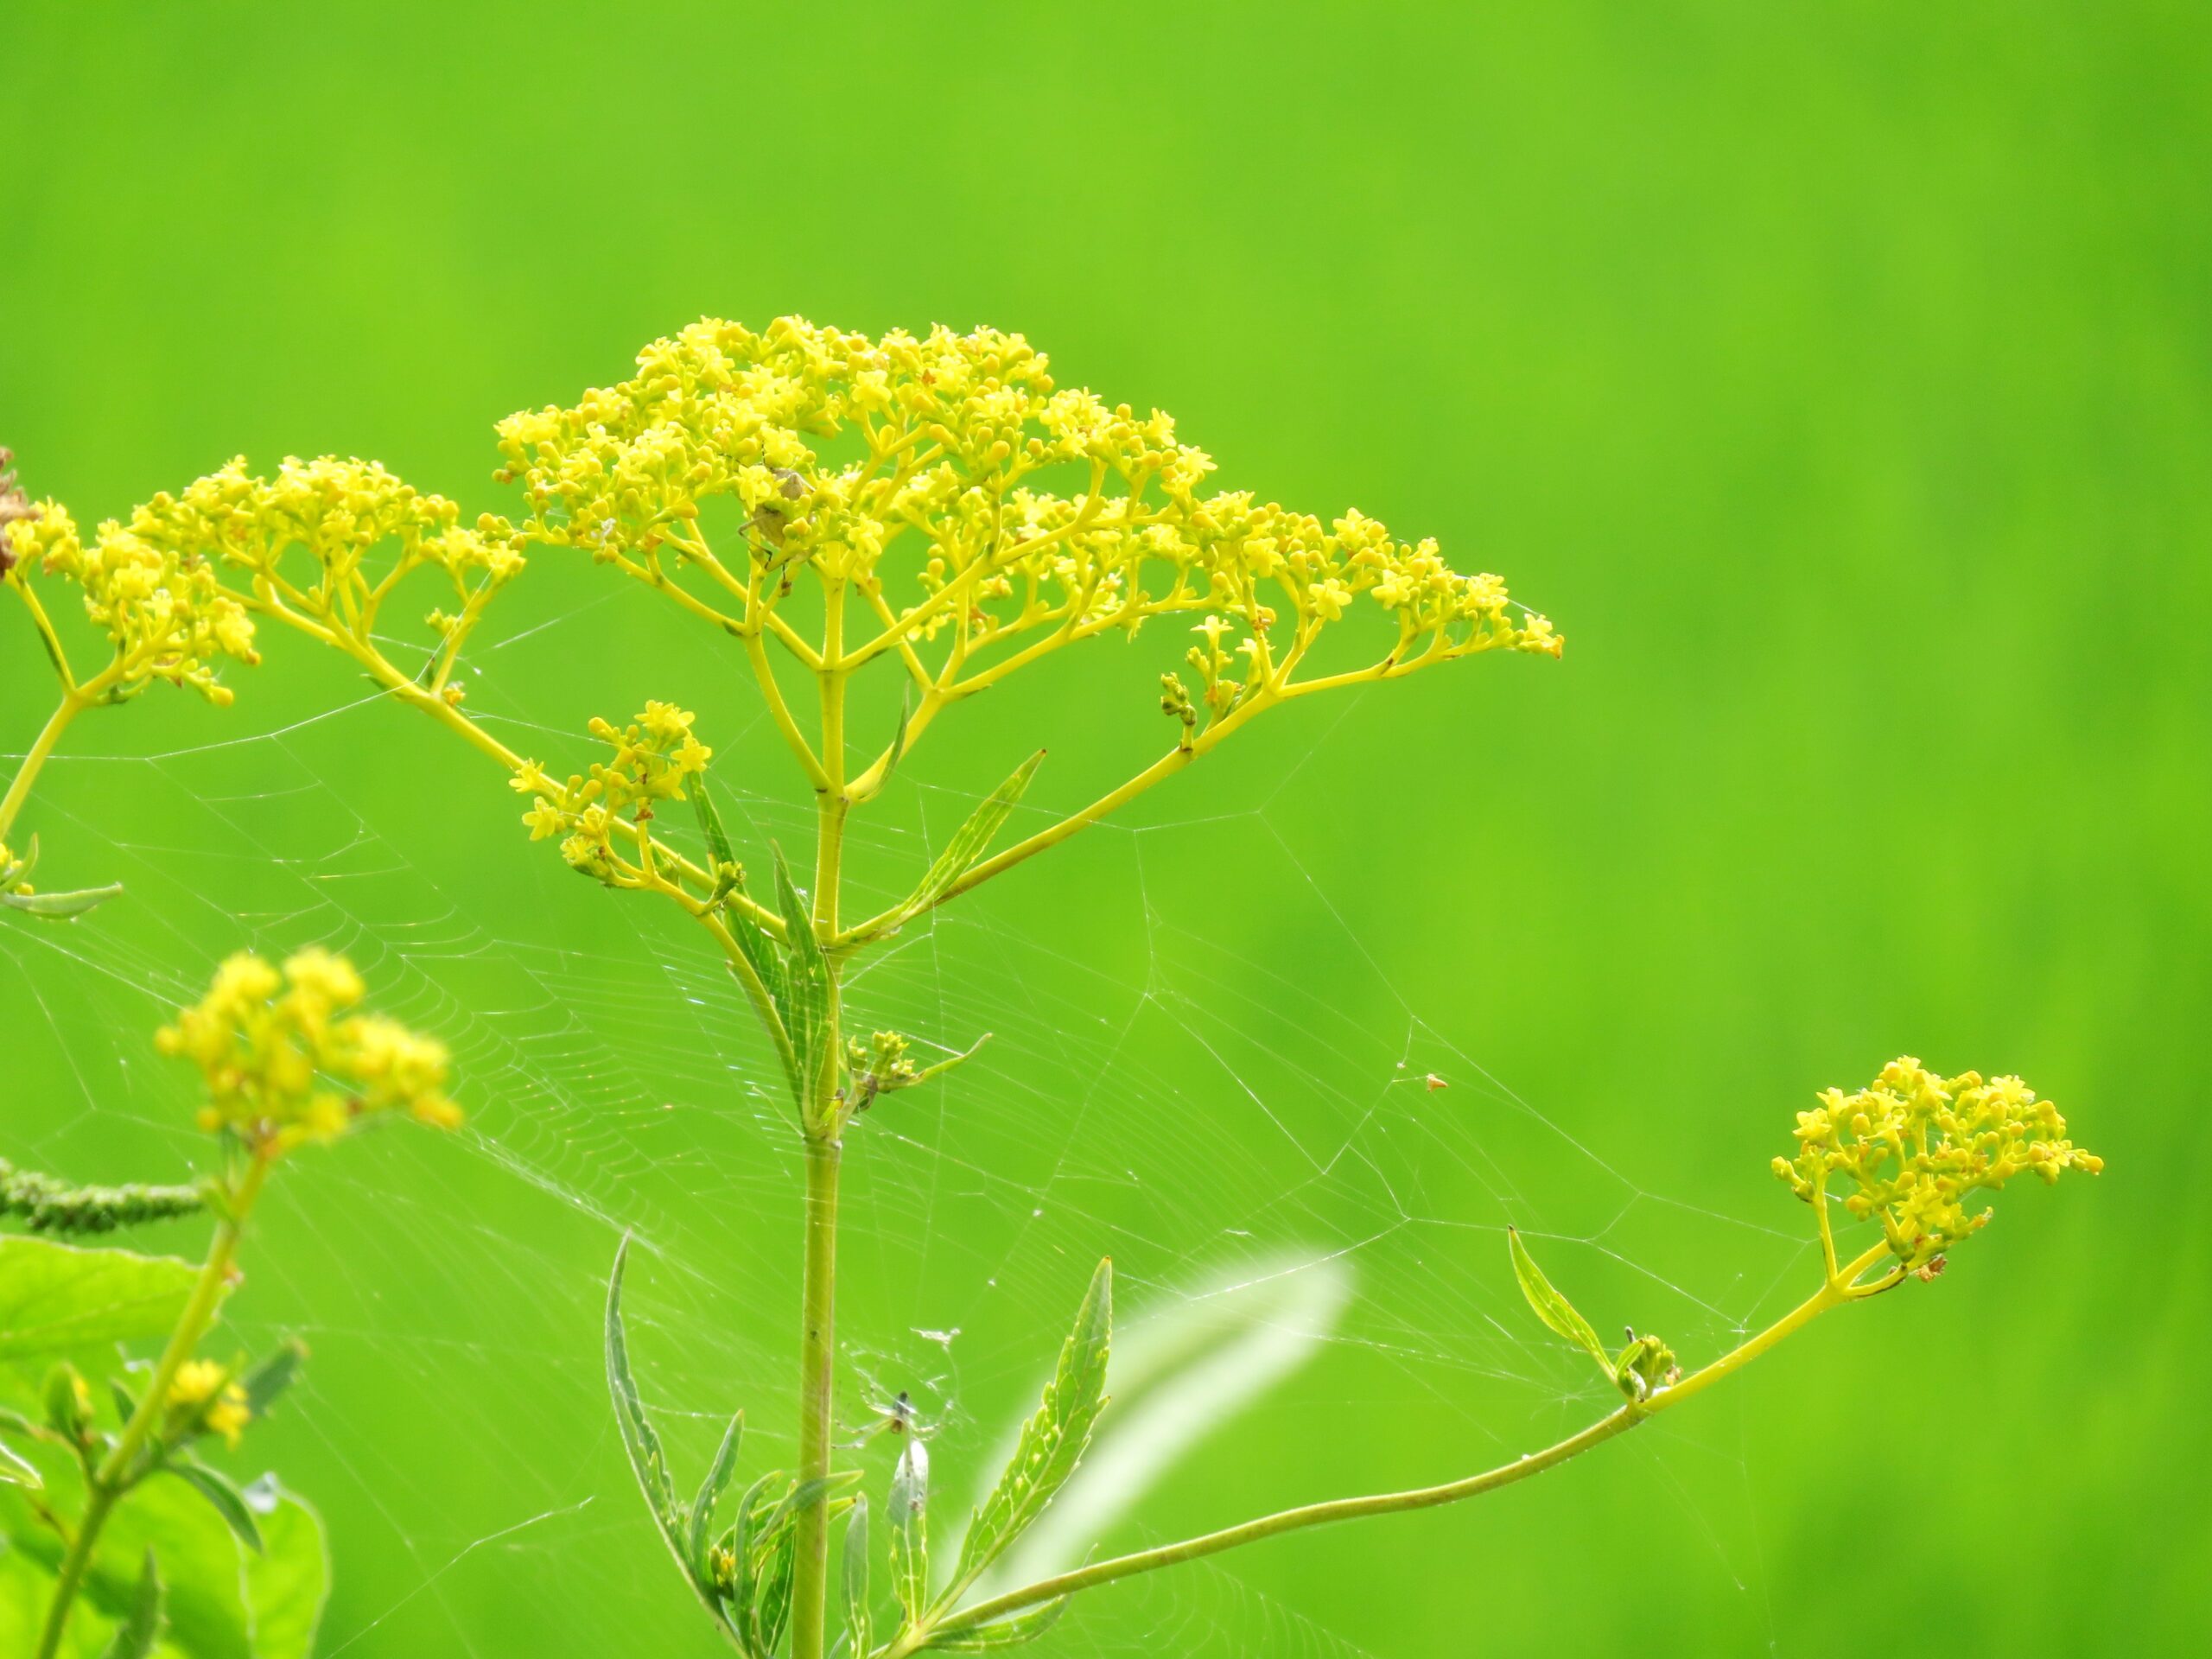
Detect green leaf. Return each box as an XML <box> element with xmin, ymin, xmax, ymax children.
<box><xmin>944</xmin><ymin>1257</ymin><xmax>1112</xmax><ymax>1605</ymax></box>
<box><xmin>933</xmin><ymin>1598</ymin><xmax>1071</xmax><ymax>1651</ymax></box>
<box><xmin>239</xmin><ymin>1339</ymin><xmax>308</xmax><ymax>1420</ymax></box>
<box><xmin>687</xmin><ymin>1413</ymin><xmax>742</xmax><ymax>1580</ymax></box>
<box><xmin>889</xmin><ymin>1437</ymin><xmax>930</xmax><ymax>1626</ymax></box>
<box><xmin>690</xmin><ymin>775</ymin><xmax>743</xmax><ymax>904</ymax></box>
<box><xmin>0</xmin><ymin>1435</ymin><xmax>38</xmax><ymax>1490</ymax></box>
<box><xmin>886</xmin><ymin>751</ymin><xmax>1044</xmax><ymax>929</ymax></box>
<box><xmin>166</xmin><ymin>1457</ymin><xmax>264</xmax><ymax>1554</ymax></box>
<box><xmin>881</xmin><ymin>690</ymin><xmax>913</xmax><ymax>787</ymax></box>
<box><xmin>1507</xmin><ymin>1228</ymin><xmax>1612</xmax><ymax>1376</ymax></box>
<box><xmin>724</xmin><ymin>1471</ymin><xmax>779</xmax><ymax>1644</ymax></box>
<box><xmin>5</xmin><ymin>1468</ymin><xmax>332</xmax><ymax>1659</ymax></box>
<box><xmin>99</xmin><ymin>1550</ymin><xmax>162</xmax><ymax>1659</ymax></box>
<box><xmin>1</xmin><ymin>882</ymin><xmax>124</xmax><ymax>920</ymax></box>
<box><xmin>0</xmin><ymin>1236</ymin><xmax>211</xmax><ymax>1411</ymax></box>
<box><xmin>770</xmin><ymin>842</ymin><xmax>830</xmax><ymax>1116</ymax></box>
<box><xmin>604</xmin><ymin>1238</ymin><xmax>736</xmax><ymax>1644</ymax></box>
<box><xmin>842</xmin><ymin>1491</ymin><xmax>872</xmax><ymax>1655</ymax></box>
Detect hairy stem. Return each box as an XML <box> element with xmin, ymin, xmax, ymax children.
<box><xmin>35</xmin><ymin>1155</ymin><xmax>269</xmax><ymax>1659</ymax></box>
<box><xmin>911</xmin><ymin>1243</ymin><xmax>1889</xmax><ymax>1649</ymax></box>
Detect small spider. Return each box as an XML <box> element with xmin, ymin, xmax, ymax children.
<box><xmin>843</xmin><ymin>1389</ymin><xmax>938</xmax><ymax>1451</ymax></box>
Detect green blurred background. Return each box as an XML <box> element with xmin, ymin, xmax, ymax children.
<box><xmin>5</xmin><ymin>2</ymin><xmax>2208</xmax><ymax>1653</ymax></box>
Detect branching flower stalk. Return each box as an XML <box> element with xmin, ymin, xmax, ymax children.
<box><xmin>5</xmin><ymin>323</ymin><xmax>2101</xmax><ymax>1655</ymax></box>
<box><xmin>12</xmin><ymin>949</ymin><xmax>461</xmax><ymax>1659</ymax></box>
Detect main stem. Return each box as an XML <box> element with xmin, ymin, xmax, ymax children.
<box><xmin>915</xmin><ymin>1243</ymin><xmax>1890</xmax><ymax>1647</ymax></box>
<box><xmin>791</xmin><ymin>584</ymin><xmax>850</xmax><ymax>1659</ymax></box>
<box><xmin>35</xmin><ymin>1154</ymin><xmax>269</xmax><ymax>1659</ymax></box>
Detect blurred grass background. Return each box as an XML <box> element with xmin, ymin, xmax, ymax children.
<box><xmin>4</xmin><ymin>1</ymin><xmax>2208</xmax><ymax>1653</ymax></box>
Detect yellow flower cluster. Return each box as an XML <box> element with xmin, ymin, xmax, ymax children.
<box><xmin>512</xmin><ymin>702</ymin><xmax>712</xmax><ymax>875</ymax></box>
<box><xmin>4</xmin><ymin>499</ymin><xmax>259</xmax><ymax>704</ymax></box>
<box><xmin>493</xmin><ymin>316</ymin><xmax>1559</xmax><ymax>704</ymax></box>
<box><xmin>166</xmin><ymin>1358</ymin><xmax>251</xmax><ymax>1451</ymax></box>
<box><xmin>157</xmin><ymin>947</ymin><xmax>461</xmax><ymax>1155</ymax></box>
<box><xmin>1774</xmin><ymin>1057</ymin><xmax>2102</xmax><ymax>1273</ymax></box>
<box><xmin>124</xmin><ymin>455</ymin><xmax>524</xmax><ymax>649</ymax></box>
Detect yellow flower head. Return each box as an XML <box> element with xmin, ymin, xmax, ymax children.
<box><xmin>157</xmin><ymin>947</ymin><xmax>461</xmax><ymax>1155</ymax></box>
<box><xmin>7</xmin><ymin>499</ymin><xmax>259</xmax><ymax>705</ymax></box>
<box><xmin>513</xmin><ymin>702</ymin><xmax>712</xmax><ymax>872</ymax></box>
<box><xmin>1773</xmin><ymin>1057</ymin><xmax>2102</xmax><ymax>1273</ymax></box>
<box><xmin>167</xmin><ymin>1357</ymin><xmax>251</xmax><ymax>1451</ymax></box>
<box><xmin>495</xmin><ymin>318</ymin><xmax>1560</xmax><ymax>724</ymax></box>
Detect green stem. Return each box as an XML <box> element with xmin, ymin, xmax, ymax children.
<box><xmin>911</xmin><ymin>1243</ymin><xmax>1888</xmax><ymax>1649</ymax></box>
<box><xmin>790</xmin><ymin>1133</ymin><xmax>843</xmax><ymax>1659</ymax></box>
<box><xmin>0</xmin><ymin>693</ymin><xmax>83</xmax><ymax>848</ymax></box>
<box><xmin>34</xmin><ymin>1155</ymin><xmax>269</xmax><ymax>1659</ymax></box>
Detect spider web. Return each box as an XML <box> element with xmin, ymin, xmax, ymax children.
<box><xmin>1</xmin><ymin>574</ymin><xmax>1821</xmax><ymax>1658</ymax></box>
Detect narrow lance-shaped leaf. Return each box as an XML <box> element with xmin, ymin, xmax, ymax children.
<box><xmin>1507</xmin><ymin>1227</ymin><xmax>1612</xmax><ymax>1376</ymax></box>
<box><xmin>691</xmin><ymin>774</ymin><xmax>743</xmax><ymax>902</ymax></box>
<box><xmin>842</xmin><ymin>1491</ymin><xmax>873</xmax><ymax>1656</ymax></box>
<box><xmin>240</xmin><ymin>1338</ymin><xmax>309</xmax><ymax>1420</ymax></box>
<box><xmin>166</xmin><ymin>1456</ymin><xmax>264</xmax><ymax>1554</ymax></box>
<box><xmin>889</xmin><ymin>1434</ymin><xmax>931</xmax><ymax>1626</ymax></box>
<box><xmin>880</xmin><ymin>690</ymin><xmax>913</xmax><ymax>788</ymax></box>
<box><xmin>605</xmin><ymin>1238</ymin><xmax>741</xmax><ymax>1645</ymax></box>
<box><xmin>887</xmin><ymin>750</ymin><xmax>1045</xmax><ymax>927</ymax></box>
<box><xmin>944</xmin><ymin>1257</ymin><xmax>1112</xmax><ymax>1605</ymax></box>
<box><xmin>1</xmin><ymin>882</ymin><xmax>125</xmax><ymax>920</ymax></box>
<box><xmin>687</xmin><ymin>1412</ymin><xmax>743</xmax><ymax>1581</ymax></box>
<box><xmin>770</xmin><ymin>842</ymin><xmax>830</xmax><ymax>1116</ymax></box>
<box><xmin>100</xmin><ymin>1549</ymin><xmax>165</xmax><ymax>1659</ymax></box>
<box><xmin>935</xmin><ymin>1598</ymin><xmax>1073</xmax><ymax>1652</ymax></box>
<box><xmin>722</xmin><ymin>1470</ymin><xmax>780</xmax><ymax>1643</ymax></box>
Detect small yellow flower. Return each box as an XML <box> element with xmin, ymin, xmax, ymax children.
<box><xmin>168</xmin><ymin>1358</ymin><xmax>251</xmax><ymax>1451</ymax></box>
<box><xmin>159</xmin><ymin>948</ymin><xmax>460</xmax><ymax>1156</ymax></box>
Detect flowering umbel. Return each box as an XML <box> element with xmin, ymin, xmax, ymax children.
<box><xmin>494</xmin><ymin>317</ymin><xmax>1560</xmax><ymax>730</ymax></box>
<box><xmin>4</xmin><ymin>497</ymin><xmax>259</xmax><ymax>704</ymax></box>
<box><xmin>1773</xmin><ymin>1057</ymin><xmax>2102</xmax><ymax>1275</ymax></box>
<box><xmin>512</xmin><ymin>702</ymin><xmax>713</xmax><ymax>878</ymax></box>
<box><xmin>156</xmin><ymin>947</ymin><xmax>461</xmax><ymax>1154</ymax></box>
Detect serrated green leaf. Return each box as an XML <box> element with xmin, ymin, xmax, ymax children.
<box><xmin>99</xmin><ymin>1549</ymin><xmax>162</xmax><ymax>1659</ymax></box>
<box><xmin>890</xmin><ymin>1436</ymin><xmax>930</xmax><ymax>1625</ymax></box>
<box><xmin>725</xmin><ymin>1471</ymin><xmax>779</xmax><ymax>1645</ymax></box>
<box><xmin>770</xmin><ymin>842</ymin><xmax>830</xmax><ymax>1116</ymax></box>
<box><xmin>943</xmin><ymin>1257</ymin><xmax>1111</xmax><ymax>1608</ymax></box>
<box><xmin>1</xmin><ymin>882</ymin><xmax>124</xmax><ymax>920</ymax></box>
<box><xmin>1507</xmin><ymin>1228</ymin><xmax>1612</xmax><ymax>1376</ymax></box>
<box><xmin>605</xmin><ymin>1239</ymin><xmax>742</xmax><ymax>1648</ymax></box>
<box><xmin>691</xmin><ymin>776</ymin><xmax>744</xmax><ymax>905</ymax></box>
<box><xmin>886</xmin><ymin>752</ymin><xmax>1044</xmax><ymax>930</ymax></box>
<box><xmin>166</xmin><ymin>1457</ymin><xmax>264</xmax><ymax>1554</ymax></box>
<box><xmin>933</xmin><ymin>1597</ymin><xmax>1072</xmax><ymax>1651</ymax></box>
<box><xmin>687</xmin><ymin>1413</ymin><xmax>742</xmax><ymax>1580</ymax></box>
<box><xmin>842</xmin><ymin>1491</ymin><xmax>873</xmax><ymax>1654</ymax></box>
<box><xmin>0</xmin><ymin>1236</ymin><xmax>212</xmax><ymax>1413</ymax></box>
<box><xmin>748</xmin><ymin>1504</ymin><xmax>801</xmax><ymax>1659</ymax></box>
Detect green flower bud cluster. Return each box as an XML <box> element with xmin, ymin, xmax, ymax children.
<box><xmin>0</xmin><ymin>1158</ymin><xmax>205</xmax><ymax>1235</ymax></box>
